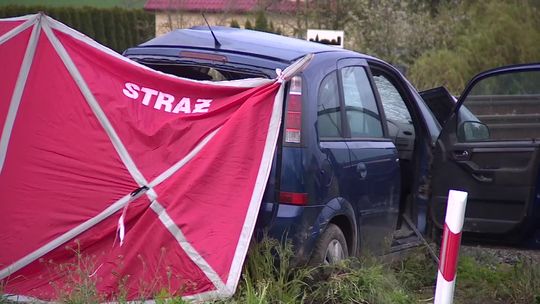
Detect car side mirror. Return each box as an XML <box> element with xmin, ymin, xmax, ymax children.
<box><xmin>458</xmin><ymin>121</ymin><xmax>490</xmax><ymax>142</ymax></box>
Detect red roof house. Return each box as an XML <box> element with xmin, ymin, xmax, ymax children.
<box><xmin>144</xmin><ymin>0</ymin><xmax>299</xmax><ymax>13</ymax></box>
<box><xmin>144</xmin><ymin>0</ymin><xmax>302</xmax><ymax>36</ymax></box>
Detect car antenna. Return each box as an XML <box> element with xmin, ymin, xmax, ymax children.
<box><xmin>202</xmin><ymin>13</ymin><xmax>221</xmax><ymax>48</ymax></box>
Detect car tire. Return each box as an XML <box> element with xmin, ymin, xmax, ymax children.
<box><xmin>309</xmin><ymin>223</ymin><xmax>348</xmax><ymax>265</ymax></box>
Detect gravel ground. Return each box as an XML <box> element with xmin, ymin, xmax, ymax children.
<box><xmin>460</xmin><ymin>244</ymin><xmax>540</xmax><ymax>265</ymax></box>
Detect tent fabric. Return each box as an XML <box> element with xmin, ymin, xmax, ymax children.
<box><xmin>0</xmin><ymin>13</ymin><xmax>311</xmax><ymax>302</ymax></box>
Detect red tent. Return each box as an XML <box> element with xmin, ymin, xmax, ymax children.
<box><xmin>0</xmin><ymin>13</ymin><xmax>310</xmax><ymax>301</ymax></box>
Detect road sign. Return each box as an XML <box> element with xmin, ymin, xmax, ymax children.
<box><xmin>307</xmin><ymin>29</ymin><xmax>344</xmax><ymax>48</ymax></box>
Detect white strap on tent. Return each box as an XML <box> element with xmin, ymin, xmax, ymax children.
<box><xmin>277</xmin><ymin>53</ymin><xmax>314</xmax><ymax>83</ymax></box>
<box><xmin>0</xmin><ymin>15</ymin><xmax>36</xmax><ymax>46</ymax></box>
<box><xmin>0</xmin><ymin>15</ymin><xmax>40</xmax><ymax>174</ymax></box>
<box><xmin>149</xmin><ymin>200</ymin><xmax>228</xmax><ymax>293</ymax></box>
<box><xmin>44</xmin><ymin>16</ymin><xmax>273</xmax><ymax>88</ymax></box>
<box><xmin>182</xmin><ymin>289</ymin><xmax>230</xmax><ymax>302</ymax></box>
<box><xmin>225</xmin><ymin>79</ymin><xmax>286</xmax><ymax>293</ymax></box>
<box><xmin>0</xmin><ymin>14</ymin><xmax>39</xmax><ymax>22</ymax></box>
<box><xmin>116</xmin><ymin>186</ymin><xmax>149</xmax><ymax>247</ymax></box>
<box><xmin>41</xmin><ymin>17</ymin><xmax>149</xmax><ymax>188</ymax></box>
<box><xmin>149</xmin><ymin>128</ymin><xmax>220</xmax><ymax>188</ymax></box>
<box><xmin>0</xmin><ymin>193</ymin><xmax>134</xmax><ymax>280</ymax></box>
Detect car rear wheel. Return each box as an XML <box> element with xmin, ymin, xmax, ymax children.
<box><xmin>310</xmin><ymin>223</ymin><xmax>348</xmax><ymax>265</ymax></box>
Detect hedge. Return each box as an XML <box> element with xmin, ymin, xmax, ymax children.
<box><xmin>0</xmin><ymin>5</ymin><xmax>155</xmax><ymax>53</ymax></box>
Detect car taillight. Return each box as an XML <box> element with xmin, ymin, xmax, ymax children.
<box><xmin>284</xmin><ymin>76</ymin><xmax>302</xmax><ymax>144</ymax></box>
<box><xmin>278</xmin><ymin>191</ymin><xmax>308</xmax><ymax>206</ymax></box>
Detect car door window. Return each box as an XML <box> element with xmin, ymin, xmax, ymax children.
<box><xmin>317</xmin><ymin>71</ymin><xmax>342</xmax><ymax>139</ymax></box>
<box><xmin>340</xmin><ymin>66</ymin><xmax>383</xmax><ymax>138</ymax></box>
<box><xmin>373</xmin><ymin>74</ymin><xmax>412</xmax><ymax>125</ymax></box>
<box><xmin>459</xmin><ymin>70</ymin><xmax>540</xmax><ymax>142</ymax></box>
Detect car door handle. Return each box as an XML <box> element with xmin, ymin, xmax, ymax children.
<box><xmin>452</xmin><ymin>150</ymin><xmax>470</xmax><ymax>161</ymax></box>
<box><xmin>356</xmin><ymin>162</ymin><xmax>367</xmax><ymax>179</ymax></box>
<box><xmin>472</xmin><ymin>172</ymin><xmax>493</xmax><ymax>183</ymax></box>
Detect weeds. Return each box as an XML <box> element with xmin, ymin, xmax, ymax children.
<box><xmin>306</xmin><ymin>258</ymin><xmax>415</xmax><ymax>304</ymax></box>
<box><xmin>393</xmin><ymin>247</ymin><xmax>437</xmax><ymax>295</ymax></box>
<box><xmin>235</xmin><ymin>237</ymin><xmax>312</xmax><ymax>303</ymax></box>
<box><xmin>2</xmin><ymin>239</ymin><xmax>539</xmax><ymax>304</ymax></box>
<box><xmin>53</xmin><ymin>244</ymin><xmax>102</xmax><ymax>304</ymax></box>
<box><xmin>228</xmin><ymin>239</ymin><xmax>422</xmax><ymax>304</ymax></box>
<box><xmin>502</xmin><ymin>259</ymin><xmax>540</xmax><ymax>304</ymax></box>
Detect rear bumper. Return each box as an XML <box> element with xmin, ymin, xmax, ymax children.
<box><xmin>255</xmin><ymin>203</ymin><xmax>325</xmax><ymax>265</ymax></box>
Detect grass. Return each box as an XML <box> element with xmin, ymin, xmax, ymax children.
<box><xmin>454</xmin><ymin>249</ymin><xmax>540</xmax><ymax>304</ymax></box>
<box><xmin>218</xmin><ymin>238</ymin><xmax>418</xmax><ymax>304</ymax></box>
<box><xmin>220</xmin><ymin>238</ymin><xmax>313</xmax><ymax>303</ymax></box>
<box><xmin>305</xmin><ymin>259</ymin><xmax>415</xmax><ymax>304</ymax></box>
<box><xmin>1</xmin><ymin>240</ymin><xmax>540</xmax><ymax>303</ymax></box>
<box><xmin>0</xmin><ymin>0</ymin><xmax>146</xmax><ymax>9</ymax></box>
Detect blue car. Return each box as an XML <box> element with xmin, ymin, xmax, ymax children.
<box><xmin>124</xmin><ymin>26</ymin><xmax>540</xmax><ymax>263</ymax></box>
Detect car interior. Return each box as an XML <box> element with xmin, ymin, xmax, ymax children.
<box><xmin>371</xmin><ymin>67</ymin><xmax>419</xmax><ymax>233</ymax></box>
<box><xmin>136</xmin><ymin>60</ymin><xmax>266</xmax><ymax>81</ymax></box>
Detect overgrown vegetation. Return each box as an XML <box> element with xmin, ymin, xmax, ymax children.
<box><xmin>407</xmin><ymin>0</ymin><xmax>540</xmax><ymax>94</ymax></box>
<box><xmin>2</xmin><ymin>239</ymin><xmax>539</xmax><ymax>303</ymax></box>
<box><xmin>0</xmin><ymin>0</ymin><xmax>145</xmax><ymax>9</ymax></box>
<box><xmin>454</xmin><ymin>249</ymin><xmax>540</xmax><ymax>304</ymax></box>
<box><xmin>298</xmin><ymin>0</ymin><xmax>540</xmax><ymax>94</ymax></box>
<box><xmin>0</xmin><ymin>5</ymin><xmax>154</xmax><ymax>52</ymax></box>
<box><xmin>258</xmin><ymin>0</ymin><xmax>539</xmax><ymax>94</ymax></box>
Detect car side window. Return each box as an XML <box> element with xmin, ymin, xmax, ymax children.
<box><xmin>459</xmin><ymin>70</ymin><xmax>540</xmax><ymax>141</ymax></box>
<box><xmin>317</xmin><ymin>71</ymin><xmax>342</xmax><ymax>139</ymax></box>
<box><xmin>340</xmin><ymin>66</ymin><xmax>383</xmax><ymax>138</ymax></box>
<box><xmin>372</xmin><ymin>73</ymin><xmax>412</xmax><ymax>125</ymax></box>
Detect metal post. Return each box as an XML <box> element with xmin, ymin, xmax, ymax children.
<box><xmin>434</xmin><ymin>190</ymin><xmax>468</xmax><ymax>304</ymax></box>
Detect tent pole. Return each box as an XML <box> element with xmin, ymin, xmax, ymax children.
<box><xmin>0</xmin><ymin>14</ymin><xmax>41</xmax><ymax>173</ymax></box>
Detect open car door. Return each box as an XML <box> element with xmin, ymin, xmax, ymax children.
<box><xmin>420</xmin><ymin>86</ymin><xmax>456</xmax><ymax>126</ymax></box>
<box><xmin>430</xmin><ymin>64</ymin><xmax>540</xmax><ymax>245</ymax></box>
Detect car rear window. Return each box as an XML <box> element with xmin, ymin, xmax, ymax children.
<box><xmin>140</xmin><ymin>62</ymin><xmax>267</xmax><ymax>81</ymax></box>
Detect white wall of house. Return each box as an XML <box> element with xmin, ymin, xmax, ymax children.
<box><xmin>154</xmin><ymin>12</ymin><xmax>298</xmax><ymax>37</ymax></box>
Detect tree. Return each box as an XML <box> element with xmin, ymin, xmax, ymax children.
<box><xmin>230</xmin><ymin>19</ymin><xmax>240</xmax><ymax>28</ymax></box>
<box><xmin>80</xmin><ymin>8</ymin><xmax>95</xmax><ymax>39</ymax></box>
<box><xmin>103</xmin><ymin>10</ymin><xmax>118</xmax><ymax>51</ymax></box>
<box><xmin>254</xmin><ymin>10</ymin><xmax>269</xmax><ymax>32</ymax></box>
<box><xmin>409</xmin><ymin>0</ymin><xmax>540</xmax><ymax>93</ymax></box>
<box><xmin>92</xmin><ymin>9</ymin><xmax>107</xmax><ymax>45</ymax></box>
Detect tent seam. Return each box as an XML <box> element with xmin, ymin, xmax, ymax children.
<box><xmin>149</xmin><ymin>201</ymin><xmax>227</xmax><ymax>293</ymax></box>
<box><xmin>0</xmin><ymin>15</ymin><xmax>36</xmax><ymax>46</ymax></box>
<box><xmin>44</xmin><ymin>15</ymin><xmax>274</xmax><ymax>88</ymax></box>
<box><xmin>224</xmin><ymin>83</ymin><xmax>285</xmax><ymax>291</ymax></box>
<box><xmin>41</xmin><ymin>15</ymin><xmax>149</xmax><ymax>188</ymax></box>
<box><xmin>148</xmin><ymin>127</ymin><xmax>221</xmax><ymax>188</ymax></box>
<box><xmin>0</xmin><ymin>15</ymin><xmax>40</xmax><ymax>173</ymax></box>
<box><xmin>0</xmin><ymin>193</ymin><xmax>134</xmax><ymax>280</ymax></box>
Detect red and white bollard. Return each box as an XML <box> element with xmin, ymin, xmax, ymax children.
<box><xmin>434</xmin><ymin>190</ymin><xmax>468</xmax><ymax>304</ymax></box>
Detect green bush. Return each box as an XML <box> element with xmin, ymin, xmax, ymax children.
<box><xmin>244</xmin><ymin>19</ymin><xmax>253</xmax><ymax>30</ymax></box>
<box><xmin>254</xmin><ymin>10</ymin><xmax>268</xmax><ymax>32</ymax></box>
<box><xmin>229</xmin><ymin>19</ymin><xmax>240</xmax><ymax>28</ymax></box>
<box><xmin>409</xmin><ymin>0</ymin><xmax>540</xmax><ymax>94</ymax></box>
